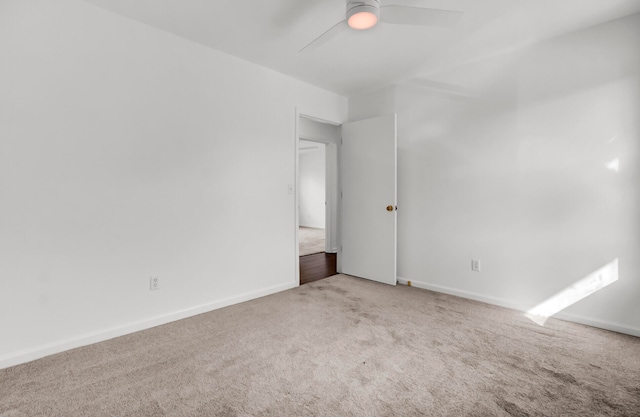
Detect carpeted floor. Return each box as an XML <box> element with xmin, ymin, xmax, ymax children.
<box><xmin>299</xmin><ymin>226</ymin><xmax>325</xmax><ymax>256</ymax></box>
<box><xmin>1</xmin><ymin>275</ymin><xmax>639</xmax><ymax>416</ymax></box>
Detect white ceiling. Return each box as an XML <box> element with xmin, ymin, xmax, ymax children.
<box><xmin>85</xmin><ymin>0</ymin><xmax>640</xmax><ymax>96</ymax></box>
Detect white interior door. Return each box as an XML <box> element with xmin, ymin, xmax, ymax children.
<box><xmin>341</xmin><ymin>114</ymin><xmax>397</xmax><ymax>285</ymax></box>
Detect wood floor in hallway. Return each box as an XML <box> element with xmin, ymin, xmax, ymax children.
<box><xmin>300</xmin><ymin>252</ymin><xmax>337</xmax><ymax>285</ymax></box>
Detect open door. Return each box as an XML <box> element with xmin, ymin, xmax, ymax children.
<box><xmin>341</xmin><ymin>115</ymin><xmax>397</xmax><ymax>285</ymax></box>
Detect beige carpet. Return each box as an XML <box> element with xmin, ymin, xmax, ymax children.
<box><xmin>1</xmin><ymin>275</ymin><xmax>639</xmax><ymax>416</ymax></box>
<box><xmin>299</xmin><ymin>226</ymin><xmax>325</xmax><ymax>256</ymax></box>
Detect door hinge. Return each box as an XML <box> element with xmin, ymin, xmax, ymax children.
<box><xmin>340</xmin><ymin>137</ymin><xmax>343</xmax><ymax>145</ymax></box>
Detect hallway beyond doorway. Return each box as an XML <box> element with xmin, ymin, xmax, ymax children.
<box><xmin>299</xmin><ymin>227</ymin><xmax>325</xmax><ymax>256</ymax></box>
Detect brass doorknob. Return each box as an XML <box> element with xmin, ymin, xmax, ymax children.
<box><xmin>386</xmin><ymin>205</ymin><xmax>393</xmax><ymax>212</ymax></box>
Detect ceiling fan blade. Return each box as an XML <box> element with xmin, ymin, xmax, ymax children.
<box><xmin>380</xmin><ymin>6</ymin><xmax>463</xmax><ymax>27</ymax></box>
<box><xmin>299</xmin><ymin>20</ymin><xmax>348</xmax><ymax>53</ymax></box>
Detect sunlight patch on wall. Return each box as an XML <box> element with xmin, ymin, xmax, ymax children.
<box><xmin>606</xmin><ymin>158</ymin><xmax>619</xmax><ymax>172</ymax></box>
<box><xmin>525</xmin><ymin>258</ymin><xmax>619</xmax><ymax>326</ymax></box>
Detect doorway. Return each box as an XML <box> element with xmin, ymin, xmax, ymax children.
<box><xmin>298</xmin><ymin>139</ymin><xmax>327</xmax><ymax>256</ymax></box>
<box><xmin>294</xmin><ymin>112</ymin><xmax>397</xmax><ymax>286</ymax></box>
<box><xmin>297</xmin><ymin>115</ymin><xmax>340</xmax><ymax>284</ymax></box>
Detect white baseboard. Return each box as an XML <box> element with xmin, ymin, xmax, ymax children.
<box><xmin>396</xmin><ymin>277</ymin><xmax>640</xmax><ymax>338</ymax></box>
<box><xmin>0</xmin><ymin>282</ymin><xmax>297</xmax><ymax>370</ymax></box>
<box><xmin>396</xmin><ymin>277</ymin><xmax>521</xmax><ymax>310</ymax></box>
<box><xmin>299</xmin><ymin>224</ymin><xmax>325</xmax><ymax>230</ymax></box>
<box><xmin>552</xmin><ymin>311</ymin><xmax>640</xmax><ymax>337</ymax></box>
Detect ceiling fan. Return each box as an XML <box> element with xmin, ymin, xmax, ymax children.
<box><xmin>299</xmin><ymin>0</ymin><xmax>463</xmax><ymax>53</ymax></box>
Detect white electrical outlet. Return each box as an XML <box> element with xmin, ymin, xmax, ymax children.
<box><xmin>150</xmin><ymin>276</ymin><xmax>160</xmax><ymax>290</ymax></box>
<box><xmin>471</xmin><ymin>259</ymin><xmax>481</xmax><ymax>272</ymax></box>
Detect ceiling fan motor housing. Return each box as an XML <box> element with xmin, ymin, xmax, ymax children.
<box><xmin>346</xmin><ymin>0</ymin><xmax>380</xmax><ymax>28</ymax></box>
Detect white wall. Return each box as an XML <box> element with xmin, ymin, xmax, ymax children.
<box><xmin>347</xmin><ymin>85</ymin><xmax>397</xmax><ymax>122</ymax></box>
<box><xmin>299</xmin><ymin>141</ymin><xmax>326</xmax><ymax>229</ymax></box>
<box><xmin>298</xmin><ymin>117</ymin><xmax>340</xmax><ymax>145</ymax></box>
<box><xmin>349</xmin><ymin>13</ymin><xmax>640</xmax><ymax>336</ymax></box>
<box><xmin>0</xmin><ymin>0</ymin><xmax>346</xmax><ymax>368</ymax></box>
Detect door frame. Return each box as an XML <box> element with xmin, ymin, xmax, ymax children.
<box><xmin>294</xmin><ymin>109</ymin><xmax>342</xmax><ymax>286</ymax></box>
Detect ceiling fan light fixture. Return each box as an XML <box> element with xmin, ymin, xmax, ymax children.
<box><xmin>346</xmin><ymin>0</ymin><xmax>380</xmax><ymax>30</ymax></box>
<box><xmin>348</xmin><ymin>11</ymin><xmax>378</xmax><ymax>29</ymax></box>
